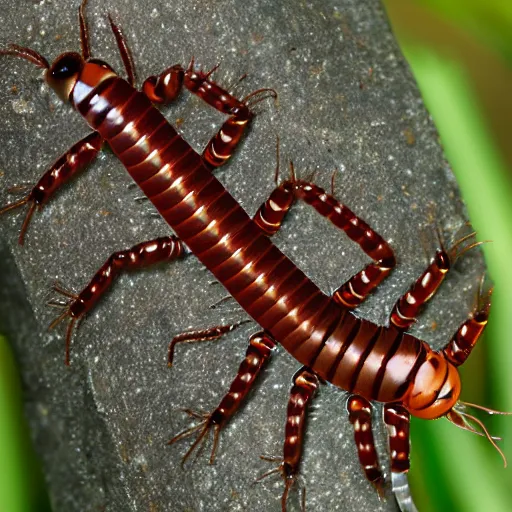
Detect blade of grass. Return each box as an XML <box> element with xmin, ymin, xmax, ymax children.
<box><xmin>400</xmin><ymin>45</ymin><xmax>512</xmax><ymax>512</ymax></box>
<box><xmin>0</xmin><ymin>335</ymin><xmax>50</xmax><ymax>512</ymax></box>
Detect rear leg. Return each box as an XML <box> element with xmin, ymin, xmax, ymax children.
<box><xmin>257</xmin><ymin>367</ymin><xmax>319</xmax><ymax>512</ymax></box>
<box><xmin>346</xmin><ymin>395</ymin><xmax>385</xmax><ymax>495</ymax></box>
<box><xmin>347</xmin><ymin>397</ymin><xmax>418</xmax><ymax>511</ymax></box>
<box><xmin>169</xmin><ymin>331</ymin><xmax>276</xmax><ymax>464</ymax></box>
<box><xmin>383</xmin><ymin>404</ymin><xmax>417</xmax><ymax>512</ymax></box>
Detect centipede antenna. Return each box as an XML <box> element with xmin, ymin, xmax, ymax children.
<box><xmin>7</xmin><ymin>183</ymin><xmax>33</xmax><ymax>194</ymax></box>
<box><xmin>448</xmin><ymin>407</ymin><xmax>501</xmax><ymax>439</ymax></box>
<box><xmin>448</xmin><ymin>406</ymin><xmax>507</xmax><ymax>466</ymax></box>
<box><xmin>225</xmin><ymin>72</ymin><xmax>247</xmax><ymax>93</ymax></box>
<box><xmin>304</xmin><ymin>167</ymin><xmax>318</xmax><ymax>183</ymax></box>
<box><xmin>450</xmin><ymin>230</ymin><xmax>477</xmax><ymax>251</ymax></box>
<box><xmin>0</xmin><ymin>44</ymin><xmax>49</xmax><ymax>69</ymax></box>
<box><xmin>459</xmin><ymin>411</ymin><xmax>508</xmax><ymax>468</ymax></box>
<box><xmin>108</xmin><ymin>13</ymin><xmax>136</xmax><ymax>86</ymax></box>
<box><xmin>274</xmin><ymin>136</ymin><xmax>281</xmax><ymax>184</ymax></box>
<box><xmin>180</xmin><ymin>425</ymin><xmax>210</xmax><ymax>467</ymax></box>
<box><xmin>79</xmin><ymin>0</ymin><xmax>91</xmax><ymax>60</ymax></box>
<box><xmin>168</xmin><ymin>422</ymin><xmax>205</xmax><ymax>445</ymax></box>
<box><xmin>254</xmin><ymin>465</ymin><xmax>281</xmax><ymax>482</ymax></box>
<box><xmin>459</xmin><ymin>400</ymin><xmax>512</xmax><ymax>416</ymax></box>
<box><xmin>186</xmin><ymin>56</ymin><xmax>195</xmax><ymax>72</ymax></box>
<box><xmin>209</xmin><ymin>426</ymin><xmax>221</xmax><ymax>464</ymax></box>
<box><xmin>182</xmin><ymin>408</ymin><xmax>207</xmax><ymax>419</ymax></box>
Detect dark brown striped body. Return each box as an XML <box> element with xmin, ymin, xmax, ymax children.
<box><xmin>2</xmin><ymin>5</ymin><xmax>502</xmax><ymax>510</ymax></box>
<box><xmin>0</xmin><ymin>5</ymin><xmax>503</xmax><ymax>512</ymax></box>
<box><xmin>71</xmin><ymin>62</ymin><xmax>427</xmax><ymax>405</ymax></box>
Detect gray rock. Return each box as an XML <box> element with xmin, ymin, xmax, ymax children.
<box><xmin>0</xmin><ymin>0</ymin><xmax>484</xmax><ymax>511</ymax></box>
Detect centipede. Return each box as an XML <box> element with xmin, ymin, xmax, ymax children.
<box><xmin>0</xmin><ymin>1</ymin><xmax>508</xmax><ymax>511</ymax></box>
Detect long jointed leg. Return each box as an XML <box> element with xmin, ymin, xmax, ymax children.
<box><xmin>441</xmin><ymin>280</ymin><xmax>511</xmax><ymax>461</ymax></box>
<box><xmin>383</xmin><ymin>404</ymin><xmax>417</xmax><ymax>512</ymax></box>
<box><xmin>258</xmin><ymin>367</ymin><xmax>319</xmax><ymax>512</ymax></box>
<box><xmin>346</xmin><ymin>395</ymin><xmax>384</xmax><ymax>494</ymax></box>
<box><xmin>254</xmin><ymin>172</ymin><xmax>396</xmax><ymax>308</ymax></box>
<box><xmin>169</xmin><ymin>331</ymin><xmax>276</xmax><ymax>464</ymax></box>
<box><xmin>0</xmin><ymin>132</ymin><xmax>103</xmax><ymax>244</ymax></box>
<box><xmin>390</xmin><ymin>228</ymin><xmax>483</xmax><ymax>330</ymax></box>
<box><xmin>143</xmin><ymin>59</ymin><xmax>276</xmax><ymax>169</ymax></box>
<box><xmin>443</xmin><ymin>276</ymin><xmax>492</xmax><ymax>367</ymax></box>
<box><xmin>168</xmin><ymin>321</ymin><xmax>250</xmax><ymax>367</ymax></box>
<box><xmin>48</xmin><ymin>236</ymin><xmax>185</xmax><ymax>365</ymax></box>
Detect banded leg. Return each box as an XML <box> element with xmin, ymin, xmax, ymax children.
<box><xmin>169</xmin><ymin>331</ymin><xmax>276</xmax><ymax>464</ymax></box>
<box><xmin>443</xmin><ymin>279</ymin><xmax>492</xmax><ymax>366</ymax></box>
<box><xmin>49</xmin><ymin>236</ymin><xmax>185</xmax><ymax>365</ymax></box>
<box><xmin>254</xmin><ymin>176</ymin><xmax>396</xmax><ymax>308</ymax></box>
<box><xmin>168</xmin><ymin>321</ymin><xmax>250</xmax><ymax>367</ymax></box>
<box><xmin>383</xmin><ymin>404</ymin><xmax>417</xmax><ymax>512</ymax></box>
<box><xmin>258</xmin><ymin>367</ymin><xmax>319</xmax><ymax>512</ymax></box>
<box><xmin>143</xmin><ymin>59</ymin><xmax>276</xmax><ymax>169</ymax></box>
<box><xmin>346</xmin><ymin>395</ymin><xmax>384</xmax><ymax>494</ymax></box>
<box><xmin>0</xmin><ymin>132</ymin><xmax>103</xmax><ymax>244</ymax></box>
<box><xmin>390</xmin><ymin>228</ymin><xmax>482</xmax><ymax>330</ymax></box>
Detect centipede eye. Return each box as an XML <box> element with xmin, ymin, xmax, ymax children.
<box><xmin>439</xmin><ymin>389</ymin><xmax>454</xmax><ymax>401</ymax></box>
<box><xmin>46</xmin><ymin>52</ymin><xmax>84</xmax><ymax>102</ymax></box>
<box><xmin>50</xmin><ymin>52</ymin><xmax>83</xmax><ymax>80</ymax></box>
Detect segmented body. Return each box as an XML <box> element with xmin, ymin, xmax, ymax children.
<box><xmin>1</xmin><ymin>3</ymin><xmax>500</xmax><ymax>511</ymax></box>
<box><xmin>75</xmin><ymin>61</ymin><xmax>425</xmax><ymax>405</ymax></box>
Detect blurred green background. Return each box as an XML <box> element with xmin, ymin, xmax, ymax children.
<box><xmin>1</xmin><ymin>1</ymin><xmax>511</xmax><ymax>511</ymax></box>
<box><xmin>385</xmin><ymin>1</ymin><xmax>512</xmax><ymax>511</ymax></box>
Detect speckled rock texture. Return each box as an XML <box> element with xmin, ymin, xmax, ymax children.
<box><xmin>0</xmin><ymin>1</ymin><xmax>484</xmax><ymax>511</ymax></box>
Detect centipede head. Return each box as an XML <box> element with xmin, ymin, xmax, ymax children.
<box><xmin>403</xmin><ymin>350</ymin><xmax>510</xmax><ymax>466</ymax></box>
<box><xmin>0</xmin><ymin>44</ymin><xmax>84</xmax><ymax>103</ymax></box>
<box><xmin>45</xmin><ymin>52</ymin><xmax>85</xmax><ymax>102</ymax></box>
<box><xmin>403</xmin><ymin>350</ymin><xmax>461</xmax><ymax>420</ymax></box>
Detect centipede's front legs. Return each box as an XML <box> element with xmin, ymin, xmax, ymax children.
<box><xmin>0</xmin><ymin>132</ymin><xmax>103</xmax><ymax>244</ymax></box>
<box><xmin>143</xmin><ymin>60</ymin><xmax>276</xmax><ymax>169</ymax></box>
<box><xmin>48</xmin><ymin>236</ymin><xmax>186</xmax><ymax>365</ymax></box>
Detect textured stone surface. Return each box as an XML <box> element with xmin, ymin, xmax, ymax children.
<box><xmin>0</xmin><ymin>1</ymin><xmax>484</xmax><ymax>511</ymax></box>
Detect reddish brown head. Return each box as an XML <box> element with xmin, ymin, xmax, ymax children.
<box><xmin>402</xmin><ymin>350</ymin><xmax>461</xmax><ymax>420</ymax></box>
<box><xmin>402</xmin><ymin>348</ymin><xmax>510</xmax><ymax>466</ymax></box>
